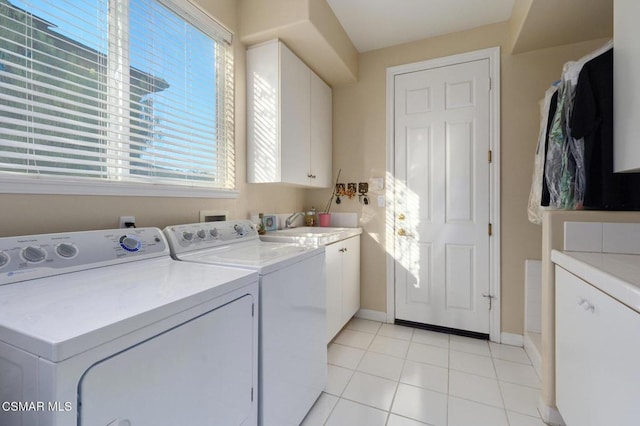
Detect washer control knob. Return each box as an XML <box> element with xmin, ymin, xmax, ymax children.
<box><xmin>197</xmin><ymin>229</ymin><xmax>206</xmax><ymax>239</ymax></box>
<box><xmin>119</xmin><ymin>235</ymin><xmax>141</xmax><ymax>252</ymax></box>
<box><xmin>0</xmin><ymin>252</ymin><xmax>9</xmax><ymax>268</ymax></box>
<box><xmin>182</xmin><ymin>231</ymin><xmax>194</xmax><ymax>242</ymax></box>
<box><xmin>56</xmin><ymin>243</ymin><xmax>78</xmax><ymax>258</ymax></box>
<box><xmin>22</xmin><ymin>246</ymin><xmax>46</xmax><ymax>263</ymax></box>
<box><xmin>234</xmin><ymin>224</ymin><xmax>245</xmax><ymax>236</ymax></box>
<box><xmin>209</xmin><ymin>228</ymin><xmax>219</xmax><ymax>238</ymax></box>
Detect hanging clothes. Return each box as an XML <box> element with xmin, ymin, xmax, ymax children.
<box><xmin>571</xmin><ymin>48</ymin><xmax>640</xmax><ymax>210</ymax></box>
<box><xmin>528</xmin><ymin>85</ymin><xmax>558</xmax><ymax>224</ymax></box>
<box><xmin>536</xmin><ymin>40</ymin><xmax>631</xmax><ymax>217</ymax></box>
<box><xmin>544</xmin><ymin>64</ymin><xmax>572</xmax><ymax>209</ymax></box>
<box><xmin>541</xmin><ymin>89</ymin><xmax>559</xmax><ymax>207</ymax></box>
<box><xmin>561</xmin><ymin>40</ymin><xmax>613</xmax><ymax>209</ymax></box>
<box><xmin>531</xmin><ymin>40</ymin><xmax>640</xmax><ymax>220</ymax></box>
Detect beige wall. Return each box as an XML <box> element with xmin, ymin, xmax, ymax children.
<box><xmin>0</xmin><ymin>0</ymin><xmax>307</xmax><ymax>238</ymax></box>
<box><xmin>306</xmin><ymin>21</ymin><xmax>611</xmax><ymax>335</ymax></box>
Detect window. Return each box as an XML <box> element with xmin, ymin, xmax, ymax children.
<box><xmin>0</xmin><ymin>0</ymin><xmax>236</xmax><ymax>196</ymax></box>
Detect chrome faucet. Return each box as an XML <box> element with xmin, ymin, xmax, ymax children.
<box><xmin>285</xmin><ymin>212</ymin><xmax>305</xmax><ymax>228</ymax></box>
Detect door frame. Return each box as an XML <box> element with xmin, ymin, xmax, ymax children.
<box><xmin>385</xmin><ymin>47</ymin><xmax>501</xmax><ymax>342</ymax></box>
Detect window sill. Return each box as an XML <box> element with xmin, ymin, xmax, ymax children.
<box><xmin>0</xmin><ymin>176</ymin><xmax>239</xmax><ymax>199</ymax></box>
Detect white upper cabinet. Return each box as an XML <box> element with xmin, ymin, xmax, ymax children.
<box><xmin>614</xmin><ymin>0</ymin><xmax>640</xmax><ymax>172</ymax></box>
<box><xmin>247</xmin><ymin>40</ymin><xmax>332</xmax><ymax>187</ymax></box>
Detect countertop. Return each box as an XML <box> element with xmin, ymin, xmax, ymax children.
<box><xmin>551</xmin><ymin>250</ymin><xmax>640</xmax><ymax>313</ymax></box>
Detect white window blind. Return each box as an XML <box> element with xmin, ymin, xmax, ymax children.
<box><xmin>0</xmin><ymin>0</ymin><xmax>235</xmax><ymax>195</ymax></box>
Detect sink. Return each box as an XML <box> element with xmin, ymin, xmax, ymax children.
<box><xmin>260</xmin><ymin>227</ymin><xmax>362</xmax><ymax>246</ymax></box>
<box><xmin>271</xmin><ymin>227</ymin><xmax>342</xmax><ymax>237</ymax></box>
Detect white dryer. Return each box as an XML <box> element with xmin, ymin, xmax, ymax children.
<box><xmin>0</xmin><ymin>228</ymin><xmax>259</xmax><ymax>426</ymax></box>
<box><xmin>164</xmin><ymin>220</ymin><xmax>327</xmax><ymax>426</ymax></box>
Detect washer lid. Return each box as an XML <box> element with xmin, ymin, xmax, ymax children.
<box><xmin>0</xmin><ymin>258</ymin><xmax>257</xmax><ymax>362</ymax></box>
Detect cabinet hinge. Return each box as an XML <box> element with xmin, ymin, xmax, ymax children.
<box><xmin>488</xmin><ymin>77</ymin><xmax>492</xmax><ymax>91</ymax></box>
<box><xmin>488</xmin><ymin>223</ymin><xmax>492</xmax><ymax>236</ymax></box>
<box><xmin>488</xmin><ymin>150</ymin><xmax>492</xmax><ymax>163</ymax></box>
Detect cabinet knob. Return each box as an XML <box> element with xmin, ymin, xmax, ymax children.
<box><xmin>577</xmin><ymin>297</ymin><xmax>595</xmax><ymax>313</ymax></box>
<box><xmin>398</xmin><ymin>213</ymin><xmax>406</xmax><ymax>221</ymax></box>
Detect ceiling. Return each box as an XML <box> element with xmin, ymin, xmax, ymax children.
<box><xmin>326</xmin><ymin>0</ymin><xmax>516</xmax><ymax>53</ymax></box>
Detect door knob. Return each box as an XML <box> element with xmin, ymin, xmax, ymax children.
<box><xmin>397</xmin><ymin>228</ymin><xmax>414</xmax><ymax>238</ymax></box>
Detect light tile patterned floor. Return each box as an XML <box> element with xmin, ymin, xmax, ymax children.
<box><xmin>302</xmin><ymin>319</ymin><xmax>546</xmax><ymax>426</ymax></box>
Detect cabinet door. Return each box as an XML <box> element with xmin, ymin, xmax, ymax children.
<box><xmin>341</xmin><ymin>236</ymin><xmax>361</xmax><ymax>324</ymax></box>
<box><xmin>280</xmin><ymin>44</ymin><xmax>311</xmax><ymax>186</ymax></box>
<box><xmin>310</xmin><ymin>72</ymin><xmax>332</xmax><ymax>188</ymax></box>
<box><xmin>556</xmin><ymin>266</ymin><xmax>640</xmax><ymax>426</ymax></box>
<box><xmin>246</xmin><ymin>41</ymin><xmax>280</xmax><ymax>183</ymax></box>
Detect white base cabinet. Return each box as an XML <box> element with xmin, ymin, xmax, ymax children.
<box><xmin>246</xmin><ymin>39</ymin><xmax>332</xmax><ymax>187</ymax></box>
<box><xmin>326</xmin><ymin>235</ymin><xmax>360</xmax><ymax>342</ymax></box>
<box><xmin>555</xmin><ymin>266</ymin><xmax>640</xmax><ymax>426</ymax></box>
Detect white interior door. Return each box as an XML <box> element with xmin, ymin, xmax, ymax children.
<box><xmin>393</xmin><ymin>58</ymin><xmax>491</xmax><ymax>335</ymax></box>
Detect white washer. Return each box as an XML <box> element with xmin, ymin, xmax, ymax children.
<box><xmin>164</xmin><ymin>220</ymin><xmax>327</xmax><ymax>426</ymax></box>
<box><xmin>0</xmin><ymin>228</ymin><xmax>259</xmax><ymax>426</ymax></box>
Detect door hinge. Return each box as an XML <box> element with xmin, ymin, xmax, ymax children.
<box><xmin>251</xmin><ymin>387</ymin><xmax>254</xmax><ymax>402</ymax></box>
<box><xmin>488</xmin><ymin>223</ymin><xmax>492</xmax><ymax>236</ymax></box>
<box><xmin>488</xmin><ymin>77</ymin><xmax>492</xmax><ymax>91</ymax></box>
<box><xmin>252</xmin><ymin>303</ymin><xmax>255</xmax><ymax>317</ymax></box>
<box><xmin>488</xmin><ymin>150</ymin><xmax>492</xmax><ymax>163</ymax></box>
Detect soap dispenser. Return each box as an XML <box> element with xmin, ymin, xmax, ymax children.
<box><xmin>305</xmin><ymin>207</ymin><xmax>317</xmax><ymax>226</ymax></box>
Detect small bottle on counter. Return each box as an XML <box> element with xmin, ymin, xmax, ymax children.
<box><xmin>257</xmin><ymin>213</ymin><xmax>266</xmax><ymax>234</ymax></box>
<box><xmin>305</xmin><ymin>207</ymin><xmax>317</xmax><ymax>226</ymax></box>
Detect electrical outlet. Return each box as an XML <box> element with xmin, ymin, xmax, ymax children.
<box><xmin>119</xmin><ymin>216</ymin><xmax>136</xmax><ymax>228</ymax></box>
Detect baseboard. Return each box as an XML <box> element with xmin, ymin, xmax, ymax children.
<box><xmin>524</xmin><ymin>332</ymin><xmax>542</xmax><ymax>381</ymax></box>
<box><xmin>500</xmin><ymin>332</ymin><xmax>524</xmax><ymax>347</ymax></box>
<box><xmin>355</xmin><ymin>309</ymin><xmax>388</xmax><ymax>322</ymax></box>
<box><xmin>538</xmin><ymin>397</ymin><xmax>566</xmax><ymax>426</ymax></box>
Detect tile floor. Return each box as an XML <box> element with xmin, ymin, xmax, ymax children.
<box><xmin>302</xmin><ymin>319</ymin><xmax>546</xmax><ymax>426</ymax></box>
